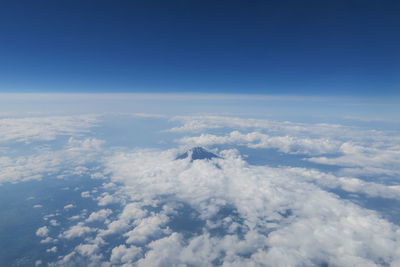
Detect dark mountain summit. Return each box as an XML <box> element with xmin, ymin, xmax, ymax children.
<box><xmin>176</xmin><ymin>147</ymin><xmax>220</xmax><ymax>161</ymax></box>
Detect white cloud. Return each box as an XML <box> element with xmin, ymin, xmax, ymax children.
<box><xmin>0</xmin><ymin>115</ymin><xmax>98</xmax><ymax>143</ymax></box>
<box><xmin>172</xmin><ymin>115</ymin><xmax>400</xmax><ymax>177</ymax></box>
<box><xmin>286</xmin><ymin>167</ymin><xmax>400</xmax><ymax>200</ymax></box>
<box><xmin>86</xmin><ymin>209</ymin><xmax>112</xmax><ymax>223</ymax></box>
<box><xmin>124</xmin><ymin>214</ymin><xmax>170</xmax><ymax>244</ymax></box>
<box><xmin>49</xmin><ymin>219</ymin><xmax>59</xmax><ymax>227</ymax></box>
<box><xmin>102</xmin><ymin>182</ymin><xmax>116</xmax><ymax>189</ymax></box>
<box><xmin>136</xmin><ymin>233</ymin><xmax>183</xmax><ymax>267</ymax></box>
<box><xmin>0</xmin><ymin>137</ymin><xmax>105</xmax><ymax>185</ymax></box>
<box><xmin>168</xmin><ymin>115</ymin><xmax>400</xmax><ymax>146</ymax></box>
<box><xmin>7</xmin><ymin>113</ymin><xmax>397</xmax><ymax>266</ymax></box>
<box><xmin>91</xmin><ymin>172</ymin><xmax>106</xmax><ymax>179</ymax></box>
<box><xmin>40</xmin><ymin>237</ymin><xmax>57</xmax><ymax>244</ymax></box>
<box><xmin>69</xmin><ymin>215</ymin><xmax>84</xmax><ymax>221</ymax></box>
<box><xmin>178</xmin><ymin>130</ymin><xmax>341</xmax><ymax>155</ymax></box>
<box><xmin>110</xmin><ymin>244</ymin><xmax>142</xmax><ymax>265</ymax></box>
<box><xmin>81</xmin><ymin>191</ymin><xmax>91</xmax><ymax>198</ymax></box>
<box><xmin>0</xmin><ymin>153</ymin><xmax>61</xmax><ymax>184</ymax></box>
<box><xmin>75</xmin><ymin>243</ymin><xmax>99</xmax><ymax>256</ymax></box>
<box><xmin>46</xmin><ymin>246</ymin><xmax>58</xmax><ymax>253</ymax></box>
<box><xmin>95</xmin><ymin>148</ymin><xmax>400</xmax><ymax>266</ymax></box>
<box><xmin>61</xmin><ymin>222</ymin><xmax>95</xmax><ymax>239</ymax></box>
<box><xmin>308</xmin><ymin>143</ymin><xmax>400</xmax><ymax>177</ymax></box>
<box><xmin>130</xmin><ymin>112</ymin><xmax>168</xmax><ymax>119</ymax></box>
<box><xmin>99</xmin><ymin>203</ymin><xmax>147</xmax><ymax>237</ymax></box>
<box><xmin>36</xmin><ymin>226</ymin><xmax>49</xmax><ymax>237</ymax></box>
<box><xmin>64</xmin><ymin>204</ymin><xmax>75</xmax><ymax>210</ymax></box>
<box><xmin>168</xmin><ymin>115</ymin><xmax>352</xmax><ymax>137</ymax></box>
<box><xmin>67</xmin><ymin>137</ymin><xmax>104</xmax><ymax>152</ymax></box>
<box><xmin>97</xmin><ymin>192</ymin><xmax>121</xmax><ymax>206</ymax></box>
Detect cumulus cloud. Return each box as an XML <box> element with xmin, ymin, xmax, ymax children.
<box><xmin>75</xmin><ymin>243</ymin><xmax>99</xmax><ymax>256</ymax></box>
<box><xmin>81</xmin><ymin>191</ymin><xmax>91</xmax><ymax>198</ymax></box>
<box><xmin>110</xmin><ymin>244</ymin><xmax>142</xmax><ymax>265</ymax></box>
<box><xmin>98</xmin><ymin>203</ymin><xmax>147</xmax><ymax>237</ymax></box>
<box><xmin>46</xmin><ymin>246</ymin><xmax>58</xmax><ymax>253</ymax></box>
<box><xmin>49</xmin><ymin>219</ymin><xmax>59</xmax><ymax>227</ymax></box>
<box><xmin>51</xmin><ymin>147</ymin><xmax>400</xmax><ymax>266</ymax></box>
<box><xmin>86</xmin><ymin>209</ymin><xmax>112</xmax><ymax>223</ymax></box>
<box><xmin>36</xmin><ymin>226</ymin><xmax>49</xmax><ymax>237</ymax></box>
<box><xmin>96</xmin><ymin>192</ymin><xmax>122</xmax><ymax>206</ymax></box>
<box><xmin>6</xmin><ymin>113</ymin><xmax>397</xmax><ymax>266</ymax></box>
<box><xmin>61</xmin><ymin>222</ymin><xmax>95</xmax><ymax>239</ymax></box>
<box><xmin>124</xmin><ymin>214</ymin><xmax>170</xmax><ymax>244</ymax></box>
<box><xmin>136</xmin><ymin>233</ymin><xmax>183</xmax><ymax>266</ymax></box>
<box><xmin>173</xmin><ymin>115</ymin><xmax>400</xmax><ymax>177</ymax></box>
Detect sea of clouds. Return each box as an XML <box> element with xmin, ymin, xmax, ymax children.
<box><xmin>1</xmin><ymin>111</ymin><xmax>400</xmax><ymax>266</ymax></box>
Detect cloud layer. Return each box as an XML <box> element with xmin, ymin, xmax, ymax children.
<box><xmin>2</xmin><ymin>113</ymin><xmax>399</xmax><ymax>266</ymax></box>
<box><xmin>50</xmin><ymin>148</ymin><xmax>400</xmax><ymax>266</ymax></box>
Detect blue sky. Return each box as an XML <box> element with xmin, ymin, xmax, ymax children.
<box><xmin>0</xmin><ymin>0</ymin><xmax>399</xmax><ymax>95</ymax></box>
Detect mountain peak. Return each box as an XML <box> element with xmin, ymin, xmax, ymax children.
<box><xmin>176</xmin><ymin>147</ymin><xmax>220</xmax><ymax>161</ymax></box>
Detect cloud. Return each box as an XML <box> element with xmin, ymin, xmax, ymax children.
<box><xmin>0</xmin><ymin>137</ymin><xmax>105</xmax><ymax>185</ymax></box>
<box><xmin>307</xmin><ymin>143</ymin><xmax>400</xmax><ymax>177</ymax></box>
<box><xmin>69</xmin><ymin>215</ymin><xmax>84</xmax><ymax>221</ymax></box>
<box><xmin>5</xmin><ymin>113</ymin><xmax>397</xmax><ymax>266</ymax></box>
<box><xmin>173</xmin><ymin>115</ymin><xmax>400</xmax><ymax>177</ymax></box>
<box><xmin>75</xmin><ymin>243</ymin><xmax>99</xmax><ymax>257</ymax></box>
<box><xmin>61</xmin><ymin>222</ymin><xmax>95</xmax><ymax>239</ymax></box>
<box><xmin>130</xmin><ymin>113</ymin><xmax>168</xmax><ymax>119</ymax></box>
<box><xmin>46</xmin><ymin>246</ymin><xmax>58</xmax><ymax>253</ymax></box>
<box><xmin>286</xmin><ymin>167</ymin><xmax>400</xmax><ymax>200</ymax></box>
<box><xmin>124</xmin><ymin>214</ymin><xmax>170</xmax><ymax>244</ymax></box>
<box><xmin>168</xmin><ymin>115</ymin><xmax>400</xmax><ymax>145</ymax></box>
<box><xmin>81</xmin><ymin>191</ymin><xmax>91</xmax><ymax>198</ymax></box>
<box><xmin>86</xmin><ymin>209</ymin><xmax>112</xmax><ymax>223</ymax></box>
<box><xmin>40</xmin><ymin>237</ymin><xmax>57</xmax><ymax>244</ymax></box>
<box><xmin>0</xmin><ymin>153</ymin><xmax>62</xmax><ymax>184</ymax></box>
<box><xmin>136</xmin><ymin>233</ymin><xmax>183</xmax><ymax>267</ymax></box>
<box><xmin>110</xmin><ymin>244</ymin><xmax>142</xmax><ymax>265</ymax></box>
<box><xmin>0</xmin><ymin>115</ymin><xmax>98</xmax><ymax>143</ymax></box>
<box><xmin>64</xmin><ymin>204</ymin><xmax>75</xmax><ymax>210</ymax></box>
<box><xmin>36</xmin><ymin>226</ymin><xmax>49</xmax><ymax>237</ymax></box>
<box><xmin>96</xmin><ymin>192</ymin><xmax>122</xmax><ymax>206</ymax></box>
<box><xmin>49</xmin><ymin>219</ymin><xmax>60</xmax><ymax>227</ymax></box>
<box><xmin>167</xmin><ymin>115</ymin><xmax>353</xmax><ymax>138</ymax></box>
<box><xmin>178</xmin><ymin>130</ymin><xmax>341</xmax><ymax>155</ymax></box>
<box><xmin>99</xmin><ymin>203</ymin><xmax>148</xmax><ymax>237</ymax></box>
<box><xmin>50</xmin><ymin>147</ymin><xmax>400</xmax><ymax>266</ymax></box>
<box><xmin>67</xmin><ymin>137</ymin><xmax>105</xmax><ymax>152</ymax></box>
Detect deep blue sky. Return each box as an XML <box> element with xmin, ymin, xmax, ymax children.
<box><xmin>0</xmin><ymin>0</ymin><xmax>399</xmax><ymax>95</ymax></box>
